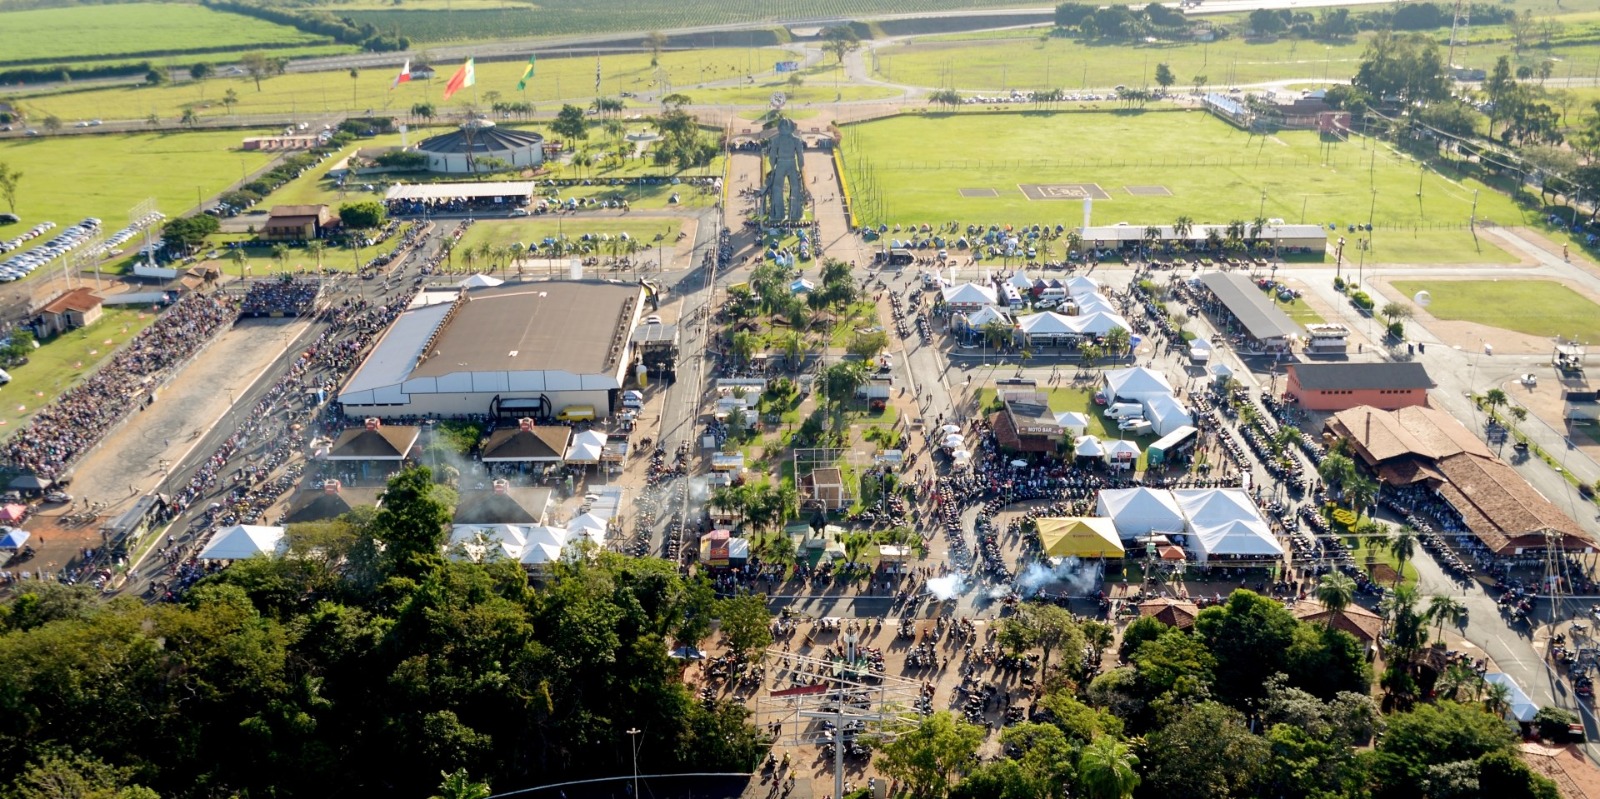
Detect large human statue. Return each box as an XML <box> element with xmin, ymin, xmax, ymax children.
<box><xmin>764</xmin><ymin>117</ymin><xmax>807</xmax><ymax>223</ymax></box>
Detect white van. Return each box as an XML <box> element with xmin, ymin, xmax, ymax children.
<box><xmin>621</xmin><ymin>390</ymin><xmax>644</xmax><ymax>409</ymax></box>
<box><xmin>1106</xmin><ymin>402</ymin><xmax>1144</xmax><ymax>419</ymax></box>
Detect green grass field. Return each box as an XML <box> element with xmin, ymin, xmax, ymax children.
<box><xmin>0</xmin><ymin>3</ymin><xmax>327</xmax><ymax>66</ymax></box>
<box><xmin>691</xmin><ymin>82</ymin><xmax>902</xmax><ymax>106</ymax></box>
<box><xmin>0</xmin><ymin>308</ymin><xmax>159</xmax><ymax>432</ymax></box>
<box><xmin>839</xmin><ymin>110</ymin><xmax>1529</xmax><ymax>262</ymax></box>
<box><xmin>0</xmin><ymin>130</ymin><xmax>277</xmax><ymax>264</ymax></box>
<box><xmin>6</xmin><ymin>48</ymin><xmax>774</xmax><ymax>123</ymax></box>
<box><xmin>1390</xmin><ymin>279</ymin><xmax>1600</xmax><ymax>343</ymax></box>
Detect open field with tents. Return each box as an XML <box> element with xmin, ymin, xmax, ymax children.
<box><xmin>839</xmin><ymin>110</ymin><xmax>1528</xmax><ymax>263</ymax></box>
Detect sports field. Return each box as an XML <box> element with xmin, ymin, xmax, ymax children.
<box><xmin>839</xmin><ymin>110</ymin><xmax>1528</xmax><ymax>262</ymax></box>
<box><xmin>0</xmin><ymin>3</ymin><xmax>326</xmax><ymax>66</ymax></box>
<box><xmin>0</xmin><ymin>130</ymin><xmax>277</xmax><ymax>262</ymax></box>
<box><xmin>1390</xmin><ymin>279</ymin><xmax>1600</xmax><ymax>343</ymax></box>
<box><xmin>8</xmin><ymin>48</ymin><xmax>774</xmax><ymax>123</ymax></box>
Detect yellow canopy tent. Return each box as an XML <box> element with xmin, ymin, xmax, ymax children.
<box><xmin>1036</xmin><ymin>517</ymin><xmax>1125</xmax><ymax>558</ymax></box>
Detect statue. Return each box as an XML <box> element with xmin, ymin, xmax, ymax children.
<box><xmin>764</xmin><ymin>117</ymin><xmax>807</xmax><ymax>224</ymax></box>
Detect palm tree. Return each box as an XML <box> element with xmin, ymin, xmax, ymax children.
<box><xmin>306</xmin><ymin>240</ymin><xmax>325</xmax><ymax>271</ymax></box>
<box><xmin>270</xmin><ymin>243</ymin><xmax>290</xmax><ymax>273</ymax></box>
<box><xmin>1102</xmin><ymin>326</ymin><xmax>1131</xmax><ymax>359</ymax></box>
<box><xmin>1272</xmin><ymin>425</ymin><xmax>1302</xmax><ymax>459</ymax></box>
<box><xmin>1387</xmin><ymin>525</ymin><xmax>1417</xmax><ymax>586</ymax></box>
<box><xmin>1224</xmin><ymin>220</ymin><xmax>1246</xmax><ymax>248</ymax></box>
<box><xmin>980</xmin><ymin>318</ymin><xmax>1012</xmax><ymax>357</ymax></box>
<box><xmin>1345</xmin><ymin>474</ymin><xmax>1378</xmax><ymax>516</ymax></box>
<box><xmin>1173</xmin><ymin>215</ymin><xmax>1194</xmax><ymax>240</ymax></box>
<box><xmin>1434</xmin><ymin>661</ymin><xmax>1482</xmax><ymax>702</ymax></box>
<box><xmin>1204</xmin><ymin>228</ymin><xmax>1224</xmax><ymax>253</ymax></box>
<box><xmin>1250</xmin><ymin>215</ymin><xmax>1268</xmax><ymax>243</ymax></box>
<box><xmin>1142</xmin><ymin>225</ymin><xmax>1161</xmax><ymax>250</ymax></box>
<box><xmin>843</xmin><ymin>531</ymin><xmax>869</xmax><ymax>567</ymax></box>
<box><xmin>1484</xmin><ymin>680</ymin><xmax>1513</xmax><ymax>717</ymax></box>
<box><xmin>1079</xmin><ymin>734</ymin><xmax>1140</xmax><ymax>799</ymax></box>
<box><xmin>1316</xmin><ymin>572</ymin><xmax>1357</xmax><ymax>622</ymax></box>
<box><xmin>1317</xmin><ymin>451</ymin><xmax>1355</xmax><ymax>496</ymax></box>
<box><xmin>1483</xmin><ymin>388</ymin><xmax>1509</xmax><ymax>422</ymax></box>
<box><xmin>1427</xmin><ymin>594</ymin><xmax>1467</xmax><ymax>641</ymax></box>
<box><xmin>228</xmin><ymin>247</ymin><xmax>247</xmax><ymax>278</ymax></box>
<box><xmin>461</xmin><ymin>247</ymin><xmax>477</xmax><ymax>273</ymax></box>
<box><xmin>432</xmin><ymin>769</ymin><xmax>491</xmax><ymax>799</ymax></box>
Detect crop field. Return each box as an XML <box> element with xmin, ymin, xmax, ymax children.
<box><xmin>341</xmin><ymin>0</ymin><xmax>1043</xmax><ymax>41</ymax></box>
<box><xmin>839</xmin><ymin>110</ymin><xmax>1531</xmax><ymax>263</ymax></box>
<box><xmin>9</xmin><ymin>48</ymin><xmax>774</xmax><ymax>123</ymax></box>
<box><xmin>0</xmin><ymin>3</ymin><xmax>327</xmax><ymax>66</ymax></box>
<box><xmin>0</xmin><ymin>130</ymin><xmax>277</xmax><ymax>263</ymax></box>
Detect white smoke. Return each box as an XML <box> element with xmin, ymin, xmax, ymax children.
<box><xmin>927</xmin><ymin>573</ymin><xmax>968</xmax><ymax>601</ymax></box>
<box><xmin>1015</xmin><ymin>558</ymin><xmax>1103</xmax><ymax>598</ymax></box>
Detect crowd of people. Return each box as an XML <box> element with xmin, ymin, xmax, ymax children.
<box><xmin>1</xmin><ymin>293</ymin><xmax>239</xmax><ymax>479</ymax></box>
<box><xmin>240</xmin><ymin>278</ymin><xmax>321</xmax><ymax>317</ymax></box>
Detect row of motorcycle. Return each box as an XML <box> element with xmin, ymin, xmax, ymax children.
<box><xmin>889</xmin><ymin>288</ymin><xmax>912</xmax><ymax>340</ymax></box>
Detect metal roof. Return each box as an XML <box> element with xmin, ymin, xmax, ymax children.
<box><xmin>1289</xmin><ymin>362</ymin><xmax>1434</xmax><ymax>391</ymax></box>
<box><xmin>384</xmin><ymin>181</ymin><xmax>536</xmax><ymax>201</ymax></box>
<box><xmin>1196</xmin><ymin>272</ymin><xmax>1302</xmax><ymax>341</ymax></box>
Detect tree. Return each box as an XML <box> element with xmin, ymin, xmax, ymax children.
<box><xmin>42</xmin><ymin>116</ymin><xmax>62</xmax><ymax>134</ymax></box>
<box><xmin>1078</xmin><ymin>734</ymin><xmax>1140</xmax><ymax>799</ymax></box>
<box><xmin>1377</xmin><ymin>701</ymin><xmax>1515</xmax><ymax>784</ymax></box>
<box><xmin>370</xmin><ymin>465</ymin><xmax>452</xmax><ymax>576</ymax></box>
<box><xmin>1352</xmin><ymin>31</ymin><xmax>1449</xmax><ymax>108</ymax></box>
<box><xmin>349</xmin><ymin>68</ymin><xmax>361</xmax><ymax>108</ymax></box>
<box><xmin>1003</xmin><ymin>602</ymin><xmax>1084</xmax><ymax>675</ymax></box>
<box><xmin>1192</xmin><ymin>73</ymin><xmax>1208</xmax><ymax>95</ymax></box>
<box><xmin>162</xmin><ymin>214</ymin><xmax>220</xmax><ymax>251</ymax></box>
<box><xmin>1317</xmin><ymin>451</ymin><xmax>1356</xmax><ymax>497</ymax></box>
<box><xmin>551</xmin><ymin>104</ymin><xmax>588</xmax><ymax>143</ymax></box>
<box><xmin>338</xmin><ymin>200</ymin><xmax>387</xmax><ymax>230</ymax></box>
<box><xmin>644</xmin><ymin>30</ymin><xmax>668</xmax><ymax>65</ymax></box>
<box><xmin>1143</xmin><ymin>702</ymin><xmax>1270</xmax><ymax>799</ymax></box>
<box><xmin>1173</xmin><ymin>215</ymin><xmax>1194</xmax><ymax>240</ymax></box>
<box><xmin>1129</xmin><ymin>626</ymin><xmax>1215</xmax><ymax>701</ymax></box>
<box><xmin>1102</xmin><ymin>326</ymin><xmax>1130</xmax><ymax>358</ymax></box>
<box><xmin>876</xmin><ymin>711</ymin><xmax>986</xmax><ymax>799</ymax></box>
<box><xmin>821</xmin><ymin>360</ymin><xmax>867</xmax><ymax>409</ymax></box>
<box><xmin>1153</xmin><ymin>62</ymin><xmax>1175</xmax><ymax>92</ymax></box>
<box><xmin>270</xmin><ymin>243</ymin><xmax>290</xmax><ymax>273</ymax></box>
<box><xmin>847</xmin><ymin>329</ymin><xmax>890</xmax><ymax>361</ymax></box>
<box><xmin>1379</xmin><ymin>301</ymin><xmax>1413</xmax><ymax>333</ymax></box>
<box><xmin>1249</xmin><ymin>8</ymin><xmax>1287</xmax><ymax>35</ymax></box>
<box><xmin>0</xmin><ymin>162</ymin><xmax>20</xmax><ymax>214</ymax></box>
<box><xmin>718</xmin><ymin>594</ymin><xmax>772</xmax><ymax>660</ymax></box>
<box><xmin>1484</xmin><ymin>388</ymin><xmax>1509</xmax><ymax>421</ymax></box>
<box><xmin>1387</xmin><ymin>525</ymin><xmax>1417</xmax><ymax>586</ymax></box>
<box><xmin>222</xmin><ymin>88</ymin><xmax>238</xmax><ymax>114</ymax></box>
<box><xmin>822</xmin><ymin>25</ymin><xmax>861</xmax><ymax>64</ymax></box>
<box><xmin>240</xmin><ymin>51</ymin><xmax>275</xmax><ymax>92</ymax></box>
<box><xmin>190</xmin><ymin>62</ymin><xmax>214</xmax><ymax>82</ymax></box>
<box><xmin>432</xmin><ymin>768</ymin><xmax>491</xmax><ymax>799</ymax></box>
<box><xmin>180</xmin><ymin>108</ymin><xmax>198</xmax><ymax>127</ymax></box>
<box><xmin>145</xmin><ymin>67</ymin><xmax>167</xmax><ymax>86</ymax></box>
<box><xmin>1427</xmin><ymin>594</ymin><xmax>1467</xmax><ymax>641</ymax></box>
<box><xmin>1316</xmin><ymin>572</ymin><xmax>1356</xmax><ymax>621</ymax></box>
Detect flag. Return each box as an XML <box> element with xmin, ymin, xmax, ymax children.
<box><xmin>595</xmin><ymin>57</ymin><xmax>601</xmax><ymax>93</ymax></box>
<box><xmin>516</xmin><ymin>55</ymin><xmax>536</xmax><ymax>91</ymax></box>
<box><xmin>443</xmin><ymin>58</ymin><xmax>476</xmax><ymax>100</ymax></box>
<box><xmin>389</xmin><ymin>59</ymin><xmax>411</xmax><ymax>90</ymax></box>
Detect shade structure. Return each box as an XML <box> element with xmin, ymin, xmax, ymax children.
<box><xmin>457</xmin><ymin>273</ymin><xmax>504</xmax><ymax>288</ymax></box>
<box><xmin>1103</xmin><ymin>439</ymin><xmax>1140</xmax><ymax>464</ymax></box>
<box><xmin>1142</xmin><ymin>395</ymin><xmax>1193</xmax><ymax>436</ymax></box>
<box><xmin>1074</xmin><ymin>435</ymin><xmax>1104</xmax><ymax>457</ymax></box>
<box><xmin>941</xmin><ymin>424</ymin><xmax>962</xmax><ymax>434</ymax></box>
<box><xmin>0</xmin><ymin>528</ymin><xmax>29</xmax><ymax>549</ymax></box>
<box><xmin>670</xmin><ymin>645</ymin><xmax>707</xmax><ymax>660</ymax></box>
<box><xmin>1056</xmin><ymin>412</ymin><xmax>1089</xmax><ymax>435</ymax></box>
<box><xmin>1188</xmin><ymin>519</ymin><xmax>1283</xmax><ymax>561</ymax></box>
<box><xmin>1036</xmin><ymin>517</ymin><xmax>1125</xmax><ymax>558</ymax></box>
<box><xmin>1484</xmin><ymin>673</ymin><xmax>1540</xmax><ymax>722</ymax></box>
<box><xmin>7</xmin><ymin>474</ymin><xmax>50</xmax><ymax>491</ymax></box>
<box><xmin>567</xmin><ymin>512</ymin><xmax>609</xmax><ymax>545</ymax></box>
<box><xmin>963</xmin><ymin>305</ymin><xmax>1009</xmax><ymax>329</ymax></box>
<box><xmin>1101</xmin><ymin>367</ymin><xmax>1174</xmax><ymax>402</ymax></box>
<box><xmin>199</xmin><ymin>525</ymin><xmax>286</xmax><ymax>560</ymax></box>
<box><xmin>0</xmin><ymin>504</ymin><xmax>26</xmax><ymax>522</ymax></box>
<box><xmin>1210</xmin><ymin>363</ymin><xmax>1235</xmax><ymax>378</ymax></box>
<box><xmin>1097</xmin><ymin>487</ymin><xmax>1185</xmax><ymax>537</ymax></box>
<box><xmin>448</xmin><ymin>524</ymin><xmax>527</xmax><ymax>562</ymax></box>
<box><xmin>565</xmin><ymin>430</ymin><xmax>606</xmax><ymax>463</ymax></box>
<box><xmin>943</xmin><ymin>433</ymin><xmax>965</xmax><ymax>448</ymax></box>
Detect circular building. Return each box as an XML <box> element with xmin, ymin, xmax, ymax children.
<box><xmin>417</xmin><ymin>118</ymin><xmax>543</xmax><ymax>175</ymax></box>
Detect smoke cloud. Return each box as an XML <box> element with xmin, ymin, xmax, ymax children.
<box><xmin>1015</xmin><ymin>558</ymin><xmax>1103</xmax><ymax>598</ymax></box>
<box><xmin>927</xmin><ymin>573</ymin><xmax>968</xmax><ymax>601</ymax></box>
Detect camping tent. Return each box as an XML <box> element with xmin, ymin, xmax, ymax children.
<box><xmin>1097</xmin><ymin>487</ymin><xmax>1185</xmax><ymax>537</ymax></box>
<box><xmin>457</xmin><ymin>274</ymin><xmax>504</xmax><ymax>288</ymax></box>
<box><xmin>198</xmin><ymin>525</ymin><xmax>286</xmax><ymax>560</ymax></box>
<box><xmin>1056</xmin><ymin>412</ymin><xmax>1090</xmax><ymax>437</ymax></box>
<box><xmin>1074</xmin><ymin>435</ymin><xmax>1104</xmax><ymax>458</ymax></box>
<box><xmin>1036</xmin><ymin>517</ymin><xmax>1125</xmax><ymax>558</ymax></box>
<box><xmin>1189</xmin><ymin>338</ymin><xmax>1213</xmax><ymax>363</ymax></box>
<box><xmin>565</xmin><ymin>430</ymin><xmax>607</xmax><ymax>464</ymax></box>
<box><xmin>1101</xmin><ymin>367</ymin><xmax>1174</xmax><ymax>403</ymax></box>
<box><xmin>790</xmin><ymin>278</ymin><xmax>815</xmax><ymax>294</ymax></box>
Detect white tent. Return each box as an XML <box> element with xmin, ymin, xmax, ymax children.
<box><xmin>1141</xmin><ymin>394</ymin><xmax>1194</xmax><ymax>436</ymax></box>
<box><xmin>1056</xmin><ymin>412</ymin><xmax>1090</xmax><ymax>437</ymax></box>
<box><xmin>1188</xmin><ymin>519</ymin><xmax>1283</xmax><ymax>561</ymax></box>
<box><xmin>964</xmin><ymin>305</ymin><xmax>1010</xmax><ymax>328</ymax></box>
<box><xmin>565</xmin><ymin>430</ymin><xmax>607</xmax><ymax>463</ymax></box>
<box><xmin>1210</xmin><ymin>362</ymin><xmax>1234</xmax><ymax>379</ymax></box>
<box><xmin>1103</xmin><ymin>439</ymin><xmax>1141</xmax><ymax>467</ymax></box>
<box><xmin>457</xmin><ymin>274</ymin><xmax>504</xmax><ymax>288</ymax></box>
<box><xmin>198</xmin><ymin>524</ymin><xmax>286</xmax><ymax>560</ymax></box>
<box><xmin>1064</xmin><ymin>275</ymin><xmax>1099</xmax><ymax>297</ymax></box>
<box><xmin>1172</xmin><ymin>488</ymin><xmax>1263</xmax><ymax>529</ymax></box>
<box><xmin>1102</xmin><ymin>367</ymin><xmax>1174</xmax><ymax>402</ymax></box>
<box><xmin>1097</xmin><ymin>487</ymin><xmax>1184</xmax><ymax>537</ymax></box>
<box><xmin>1189</xmin><ymin>338</ymin><xmax>1213</xmax><ymax>363</ymax></box>
<box><xmin>1071</xmin><ymin>293</ymin><xmax>1119</xmax><ymax>316</ymax></box>
<box><xmin>448</xmin><ymin>524</ymin><xmax>530</xmax><ymax>562</ymax></box>
<box><xmin>943</xmin><ymin>282</ymin><xmax>998</xmax><ymax>307</ymax></box>
<box><xmin>567</xmin><ymin>512</ymin><xmax>609</xmax><ymax>544</ymax></box>
<box><xmin>1069</xmin><ymin>311</ymin><xmax>1131</xmax><ymax>336</ymax></box>
<box><xmin>1019</xmin><ymin>312</ymin><xmax>1077</xmax><ymax>338</ymax></box>
<box><xmin>1074</xmin><ymin>435</ymin><xmax>1104</xmax><ymax>457</ymax></box>
<box><xmin>1008</xmin><ymin>272</ymin><xmax>1034</xmax><ymax>291</ymax></box>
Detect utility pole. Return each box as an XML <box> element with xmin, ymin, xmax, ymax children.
<box><xmin>626</xmin><ymin>728</ymin><xmax>642</xmax><ymax>799</ymax></box>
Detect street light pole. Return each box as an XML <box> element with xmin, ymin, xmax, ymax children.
<box><xmin>626</xmin><ymin>727</ymin><xmax>641</xmax><ymax>799</ymax></box>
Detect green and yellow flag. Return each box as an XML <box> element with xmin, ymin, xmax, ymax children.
<box><xmin>516</xmin><ymin>55</ymin><xmax>536</xmax><ymax>91</ymax></box>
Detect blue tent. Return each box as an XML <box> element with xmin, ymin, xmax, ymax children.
<box><xmin>0</xmin><ymin>528</ymin><xmax>29</xmax><ymax>549</ymax></box>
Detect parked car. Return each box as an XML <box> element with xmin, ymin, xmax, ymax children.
<box><xmin>43</xmin><ymin>491</ymin><xmax>71</xmax><ymax>504</ymax></box>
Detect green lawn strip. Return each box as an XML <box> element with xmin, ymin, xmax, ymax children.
<box><xmin>0</xmin><ymin>308</ymin><xmax>160</xmax><ymax>434</ymax></box>
<box><xmin>10</xmin><ymin>47</ymin><xmax>774</xmax><ymax>123</ymax></box>
<box><xmin>1390</xmin><ymin>279</ymin><xmax>1600</xmax><ymax>343</ymax></box>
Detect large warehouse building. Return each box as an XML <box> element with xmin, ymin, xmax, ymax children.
<box><xmin>338</xmin><ymin>281</ymin><xmax>643</xmax><ymax>419</ymax></box>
